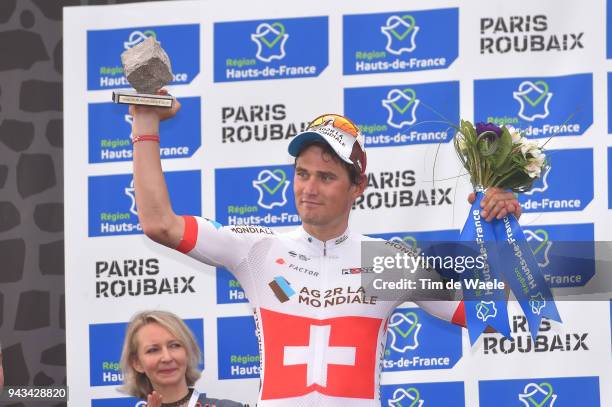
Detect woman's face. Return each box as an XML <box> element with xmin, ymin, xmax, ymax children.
<box><xmin>131</xmin><ymin>322</ymin><xmax>188</xmax><ymax>390</ymax></box>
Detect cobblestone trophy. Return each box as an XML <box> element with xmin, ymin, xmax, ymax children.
<box><xmin>112</xmin><ymin>36</ymin><xmax>174</xmax><ymax>108</ymax></box>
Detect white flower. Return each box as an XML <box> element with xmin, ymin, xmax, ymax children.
<box><xmin>525</xmin><ymin>152</ymin><xmax>545</xmax><ymax>178</ymax></box>
<box><xmin>520</xmin><ymin>139</ymin><xmax>540</xmax><ymax>157</ymax></box>
<box><xmin>526</xmin><ymin>161</ymin><xmax>542</xmax><ymax>178</ymax></box>
<box><xmin>533</xmin><ymin>151</ymin><xmax>545</xmax><ymax>166</ymax></box>
<box><xmin>506</xmin><ymin>126</ymin><xmax>522</xmax><ymax>144</ymax></box>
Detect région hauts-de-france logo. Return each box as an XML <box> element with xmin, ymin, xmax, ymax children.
<box><xmin>529</xmin><ymin>293</ymin><xmax>547</xmax><ymax>315</ymax></box>
<box><xmin>389</xmin><ymin>235</ymin><xmax>421</xmax><ymax>256</ymax></box>
<box><xmin>524</xmin><ymin>229</ymin><xmax>552</xmax><ymax>267</ymax></box>
<box><xmin>476</xmin><ymin>301</ymin><xmax>498</xmax><ymax>322</ymax></box>
<box><xmin>343</xmin><ymin>9</ymin><xmax>458</xmax><ymax>75</ymax></box>
<box><xmin>382</xmin><ymin>88</ymin><xmax>420</xmax><ymax>128</ymax></box>
<box><xmin>251</xmin><ymin>22</ymin><xmax>289</xmax><ymax>62</ymax></box>
<box><xmin>344</xmin><ymin>81</ymin><xmax>459</xmax><ymax>148</ymax></box>
<box><xmin>88</xmin><ymin>98</ymin><xmax>201</xmax><ymax>164</ymax></box>
<box><xmin>215</xmin><ymin>165</ymin><xmax>299</xmax><ymax>227</ymax></box>
<box><xmin>473</xmin><ymin>74</ymin><xmax>592</xmax><ymax>139</ymax></box>
<box><xmin>388</xmin><ymin>387</ymin><xmax>424</xmax><ymax>407</ymax></box>
<box><xmin>518</xmin><ymin>382</ymin><xmax>557</xmax><ymax>407</ymax></box>
<box><xmin>123</xmin><ymin>29</ymin><xmax>155</xmax><ymax>50</ymax></box>
<box><xmin>87</xmin><ymin>24</ymin><xmax>199</xmax><ymax>90</ymax></box>
<box><xmin>479</xmin><ymin>376</ymin><xmax>599</xmax><ymax>406</ymax></box>
<box><xmin>381</xmin><ymin>15</ymin><xmax>419</xmax><ymax>55</ymax></box>
<box><xmin>387</xmin><ymin>310</ymin><xmax>421</xmax><ymax>353</ymax></box>
<box><xmin>381</xmin><ymin>382</ymin><xmax>464</xmax><ymax>406</ymax></box>
<box><xmin>124</xmin><ymin>180</ymin><xmax>138</xmax><ymax>216</ymax></box>
<box><xmin>214</xmin><ymin>17</ymin><xmax>327</xmax><ymax>82</ymax></box>
<box><xmin>91</xmin><ymin>397</ymin><xmax>147</xmax><ymax>407</ymax></box>
<box><xmin>519</xmin><ymin>148</ymin><xmax>593</xmax><ymax>213</ymax></box>
<box><xmin>524</xmin><ymin>166</ymin><xmax>550</xmax><ymax>196</ymax></box>
<box><xmin>252</xmin><ymin>169</ymin><xmax>290</xmax><ymax>209</ymax></box>
<box><xmin>89</xmin><ymin>171</ymin><xmax>200</xmax><ymax>237</ymax></box>
<box><xmin>513</xmin><ymin>80</ymin><xmax>553</xmax><ymax>122</ymax></box>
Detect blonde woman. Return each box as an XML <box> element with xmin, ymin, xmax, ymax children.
<box><xmin>120</xmin><ymin>310</ymin><xmax>243</xmax><ymax>407</ymax></box>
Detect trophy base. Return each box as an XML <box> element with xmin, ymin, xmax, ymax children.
<box><xmin>112</xmin><ymin>91</ymin><xmax>173</xmax><ymax>108</ymax></box>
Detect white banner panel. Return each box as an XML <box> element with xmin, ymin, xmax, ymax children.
<box><xmin>64</xmin><ymin>0</ymin><xmax>612</xmax><ymax>405</ymax></box>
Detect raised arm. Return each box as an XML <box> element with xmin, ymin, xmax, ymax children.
<box><xmin>131</xmin><ymin>93</ymin><xmax>184</xmax><ymax>248</ymax></box>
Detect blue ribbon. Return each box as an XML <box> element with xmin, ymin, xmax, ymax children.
<box><xmin>459</xmin><ymin>192</ymin><xmax>511</xmax><ymax>344</ymax></box>
<box><xmin>493</xmin><ymin>213</ymin><xmax>562</xmax><ymax>339</ymax></box>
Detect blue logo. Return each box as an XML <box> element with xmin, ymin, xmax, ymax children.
<box><xmin>345</xmin><ymin>81</ymin><xmax>459</xmax><ymax>148</ymax></box>
<box><xmin>214</xmin><ymin>17</ymin><xmax>328</xmax><ymax>82</ymax></box>
<box><xmin>343</xmin><ymin>8</ymin><xmax>458</xmax><ymax>75</ymax></box>
<box><xmin>88</xmin><ymin>171</ymin><xmax>201</xmax><ymax>237</ymax></box>
<box><xmin>523</xmin><ymin>223</ymin><xmax>594</xmax><ymax>288</ymax></box>
<box><xmin>216</xmin><ymin>268</ymin><xmax>248</xmax><ymax>304</ymax></box>
<box><xmin>479</xmin><ymin>376</ymin><xmax>600</xmax><ymax>406</ymax></box>
<box><xmin>381</xmin><ymin>381</ymin><xmax>464</xmax><ymax>406</ymax></box>
<box><xmin>474</xmin><ymin>74</ymin><xmax>593</xmax><ymax>139</ymax></box>
<box><xmin>92</xmin><ymin>398</ymin><xmax>145</xmax><ymax>407</ymax></box>
<box><xmin>519</xmin><ymin>148</ymin><xmax>593</xmax><ymax>213</ymax></box>
<box><xmin>87</xmin><ymin>24</ymin><xmax>199</xmax><ymax>91</ymax></box>
<box><xmin>89</xmin><ymin>318</ymin><xmax>204</xmax><ymax>387</ymax></box>
<box><xmin>382</xmin><ymin>307</ymin><xmax>462</xmax><ymax>372</ymax></box>
<box><xmin>217</xmin><ymin>316</ymin><xmax>260</xmax><ymax>379</ymax></box>
<box><xmin>215</xmin><ymin>165</ymin><xmax>299</xmax><ymax>227</ymax></box>
<box><xmin>476</xmin><ymin>301</ymin><xmax>498</xmax><ymax>322</ymax></box>
<box><xmin>88</xmin><ymin>97</ymin><xmax>201</xmax><ymax>163</ymax></box>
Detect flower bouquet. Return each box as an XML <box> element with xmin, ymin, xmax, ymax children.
<box><xmin>454</xmin><ymin>121</ymin><xmax>547</xmax><ymax>192</ymax></box>
<box><xmin>454</xmin><ymin>121</ymin><xmax>560</xmax><ymax>342</ymax></box>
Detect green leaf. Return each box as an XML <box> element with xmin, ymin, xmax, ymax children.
<box><xmin>490</xmin><ymin>128</ymin><xmax>513</xmax><ymax>171</ymax></box>
<box><xmin>461</xmin><ymin>120</ymin><xmax>476</xmax><ymax>143</ymax></box>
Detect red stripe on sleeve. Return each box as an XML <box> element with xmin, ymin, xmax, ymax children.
<box><xmin>176</xmin><ymin>215</ymin><xmax>198</xmax><ymax>254</ymax></box>
<box><xmin>451</xmin><ymin>300</ymin><xmax>466</xmax><ymax>328</ymax></box>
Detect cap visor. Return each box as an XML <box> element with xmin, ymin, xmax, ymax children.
<box><xmin>287</xmin><ymin>132</ymin><xmax>326</xmax><ymax>157</ymax></box>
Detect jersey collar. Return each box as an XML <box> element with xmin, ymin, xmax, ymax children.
<box><xmin>297</xmin><ymin>226</ymin><xmax>352</xmax><ymax>253</ymax></box>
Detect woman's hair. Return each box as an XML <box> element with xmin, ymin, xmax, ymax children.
<box><xmin>120</xmin><ymin>310</ymin><xmax>201</xmax><ymax>398</ymax></box>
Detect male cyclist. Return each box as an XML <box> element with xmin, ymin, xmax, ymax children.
<box><xmin>130</xmin><ymin>96</ymin><xmax>520</xmax><ymax>406</ymax></box>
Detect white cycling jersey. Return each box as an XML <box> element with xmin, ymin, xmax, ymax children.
<box><xmin>176</xmin><ymin>216</ymin><xmax>465</xmax><ymax>407</ymax></box>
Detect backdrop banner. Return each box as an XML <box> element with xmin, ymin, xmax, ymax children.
<box><xmin>64</xmin><ymin>0</ymin><xmax>612</xmax><ymax>405</ymax></box>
